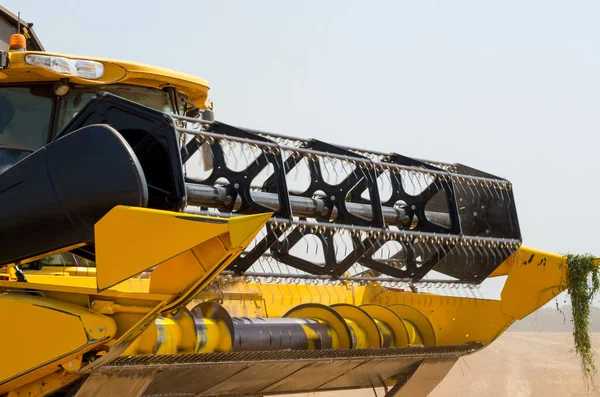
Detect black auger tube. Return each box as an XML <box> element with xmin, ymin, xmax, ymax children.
<box><xmin>0</xmin><ymin>124</ymin><xmax>148</xmax><ymax>266</ymax></box>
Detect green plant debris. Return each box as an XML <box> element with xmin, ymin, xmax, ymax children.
<box><xmin>563</xmin><ymin>253</ymin><xmax>600</xmax><ymax>386</ymax></box>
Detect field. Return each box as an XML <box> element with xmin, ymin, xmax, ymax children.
<box><xmin>430</xmin><ymin>332</ymin><xmax>599</xmax><ymax>397</ymax></box>
<box><xmin>278</xmin><ymin>332</ymin><xmax>600</xmax><ymax>397</ymax></box>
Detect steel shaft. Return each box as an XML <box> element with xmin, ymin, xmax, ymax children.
<box><xmin>185</xmin><ymin>183</ymin><xmax>451</xmax><ymax>228</ymax></box>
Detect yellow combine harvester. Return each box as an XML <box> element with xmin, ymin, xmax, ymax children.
<box><xmin>0</xmin><ymin>8</ymin><xmax>573</xmax><ymax>397</ymax></box>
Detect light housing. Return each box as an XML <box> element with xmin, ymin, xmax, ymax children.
<box><xmin>9</xmin><ymin>34</ymin><xmax>26</xmax><ymax>51</ymax></box>
<box><xmin>53</xmin><ymin>80</ymin><xmax>71</xmax><ymax>96</ymax></box>
<box><xmin>24</xmin><ymin>54</ymin><xmax>104</xmax><ymax>80</ymax></box>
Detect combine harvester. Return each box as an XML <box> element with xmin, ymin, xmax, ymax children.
<box><xmin>0</xmin><ymin>7</ymin><xmax>574</xmax><ymax>397</ymax></box>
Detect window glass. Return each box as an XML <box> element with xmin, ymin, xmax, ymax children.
<box><xmin>0</xmin><ymin>86</ymin><xmax>54</xmax><ymax>150</ymax></box>
<box><xmin>58</xmin><ymin>85</ymin><xmax>174</xmax><ymax>130</ymax></box>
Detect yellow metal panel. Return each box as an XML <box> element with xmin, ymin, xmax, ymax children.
<box><xmin>7</xmin><ymin>370</ymin><xmax>81</xmax><ymax>397</ymax></box>
<box><xmin>331</xmin><ymin>303</ymin><xmax>382</xmax><ymax>348</ymax></box>
<box><xmin>218</xmin><ymin>282</ymin><xmax>363</xmax><ymax>318</ymax></box>
<box><xmin>150</xmin><ymin>237</ymin><xmax>228</xmax><ymax>295</ymax></box>
<box><xmin>487</xmin><ymin>256</ymin><xmax>512</xmax><ymax>277</ymax></box>
<box><xmin>95</xmin><ymin>206</ymin><xmax>230</xmax><ymax>291</ymax></box>
<box><xmin>227</xmin><ymin>214</ymin><xmax>275</xmax><ymax>248</ymax></box>
<box><xmin>22</xmin><ymin>274</ymin><xmax>151</xmax><ymax>294</ymax></box>
<box><xmin>0</xmin><ymin>294</ymin><xmax>116</xmax><ymax>388</ymax></box>
<box><xmin>364</xmin><ymin>285</ymin><xmax>514</xmax><ymax>346</ymax></box>
<box><xmin>501</xmin><ymin>246</ymin><xmax>566</xmax><ymax>319</ymax></box>
<box><xmin>2</xmin><ymin>51</ymin><xmax>211</xmax><ymax>108</ymax></box>
<box><xmin>0</xmin><ymin>280</ymin><xmax>169</xmax><ymax>303</ymax></box>
<box><xmin>149</xmin><ymin>250</ymin><xmax>206</xmax><ymax>295</ymax></box>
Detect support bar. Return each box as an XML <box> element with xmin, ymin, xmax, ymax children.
<box><xmin>185</xmin><ymin>183</ymin><xmax>451</xmax><ymax>228</ymax></box>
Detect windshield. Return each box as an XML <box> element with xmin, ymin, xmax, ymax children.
<box><xmin>57</xmin><ymin>85</ymin><xmax>179</xmax><ymax>130</ymax></box>
<box><xmin>0</xmin><ymin>83</ymin><xmax>191</xmax><ymax>150</ymax></box>
<box><xmin>0</xmin><ymin>86</ymin><xmax>54</xmax><ymax>150</ymax></box>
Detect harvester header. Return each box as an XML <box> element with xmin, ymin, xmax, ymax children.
<box><xmin>0</xmin><ymin>12</ymin><xmax>575</xmax><ymax>397</ymax></box>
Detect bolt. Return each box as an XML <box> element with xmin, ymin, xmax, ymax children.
<box><xmin>473</xmin><ymin>211</ymin><xmax>478</xmax><ymax>216</ymax></box>
<box><xmin>234</xmin><ymin>183</ymin><xmax>239</xmax><ymax>189</ymax></box>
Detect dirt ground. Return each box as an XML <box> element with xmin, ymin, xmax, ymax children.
<box><xmin>277</xmin><ymin>332</ymin><xmax>600</xmax><ymax>397</ymax></box>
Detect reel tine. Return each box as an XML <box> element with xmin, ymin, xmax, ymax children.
<box><xmin>479</xmin><ymin>240</ymin><xmax>489</xmax><ymax>279</ymax></box>
<box><xmin>341</xmin><ymin>158</ymin><xmax>354</xmax><ymax>187</ymax></box>
<box><xmin>178</xmin><ymin>122</ymin><xmax>522</xmax><ymax>284</ymax></box>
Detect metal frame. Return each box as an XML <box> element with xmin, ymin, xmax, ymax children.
<box><xmin>174</xmin><ymin>115</ymin><xmax>522</xmax><ymax>283</ymax></box>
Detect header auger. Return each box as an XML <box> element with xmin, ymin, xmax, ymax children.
<box><xmin>0</xmin><ymin>11</ymin><xmax>579</xmax><ymax>397</ymax></box>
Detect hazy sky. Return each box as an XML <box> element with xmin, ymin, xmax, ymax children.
<box><xmin>4</xmin><ymin>1</ymin><xmax>599</xmax><ymax>302</ymax></box>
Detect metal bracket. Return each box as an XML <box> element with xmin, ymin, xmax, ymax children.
<box><xmin>0</xmin><ymin>51</ymin><xmax>9</xmax><ymax>70</ymax></box>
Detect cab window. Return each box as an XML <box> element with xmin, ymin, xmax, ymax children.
<box><xmin>0</xmin><ymin>86</ymin><xmax>54</xmax><ymax>150</ymax></box>
<box><xmin>57</xmin><ymin>85</ymin><xmax>175</xmax><ymax>131</ymax></box>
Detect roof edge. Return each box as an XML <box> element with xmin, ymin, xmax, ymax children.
<box><xmin>0</xmin><ymin>6</ymin><xmax>44</xmax><ymax>51</ymax></box>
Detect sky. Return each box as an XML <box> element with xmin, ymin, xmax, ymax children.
<box><xmin>3</xmin><ymin>0</ymin><xmax>599</xmax><ymax>302</ymax></box>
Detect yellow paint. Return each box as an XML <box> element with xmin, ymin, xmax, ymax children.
<box><xmin>284</xmin><ymin>304</ymin><xmax>352</xmax><ymax>349</ymax></box>
<box><xmin>219</xmin><ymin>281</ymin><xmax>362</xmax><ymax>318</ymax></box>
<box><xmin>22</xmin><ymin>274</ymin><xmax>151</xmax><ymax>294</ymax></box>
<box><xmin>171</xmin><ymin>309</ymin><xmax>200</xmax><ymax>354</ymax></box>
<box><xmin>95</xmin><ymin>207</ymin><xmax>270</xmax><ymax>292</ymax></box>
<box><xmin>0</xmin><ymin>294</ymin><xmax>116</xmax><ymax>391</ymax></box>
<box><xmin>7</xmin><ymin>370</ymin><xmax>81</xmax><ymax>397</ymax></box>
<box><xmin>501</xmin><ymin>246</ymin><xmax>566</xmax><ymax>319</ymax></box>
<box><xmin>1</xmin><ymin>211</ymin><xmax>575</xmax><ymax>397</ymax></box>
<box><xmin>1</xmin><ymin>51</ymin><xmax>211</xmax><ymax>108</ymax></box>
<box><xmin>331</xmin><ymin>303</ymin><xmax>382</xmax><ymax>348</ymax></box>
<box><xmin>90</xmin><ymin>301</ymin><xmax>153</xmax><ymax>315</ymax></box>
<box><xmin>360</xmin><ymin>304</ymin><xmax>410</xmax><ymax>347</ymax></box>
<box><xmin>95</xmin><ymin>206</ymin><xmax>228</xmax><ymax>291</ymax></box>
<box><xmin>193</xmin><ymin>318</ymin><xmax>229</xmax><ymax>353</ymax></box>
<box><xmin>403</xmin><ymin>320</ymin><xmax>424</xmax><ymax>345</ymax></box>
<box><xmin>80</xmin><ymin>211</ymin><xmax>269</xmax><ymax>370</ymax></box>
<box><xmin>154</xmin><ymin>317</ymin><xmax>183</xmax><ymax>355</ymax></box>
<box><xmin>367</xmin><ymin>287</ymin><xmax>512</xmax><ymax>346</ymax></box>
<box><xmin>4</xmin><ymin>36</ymin><xmax>581</xmax><ymax>397</ymax></box>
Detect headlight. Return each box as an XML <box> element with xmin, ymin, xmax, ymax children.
<box><xmin>25</xmin><ymin>54</ymin><xmax>104</xmax><ymax>80</ymax></box>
